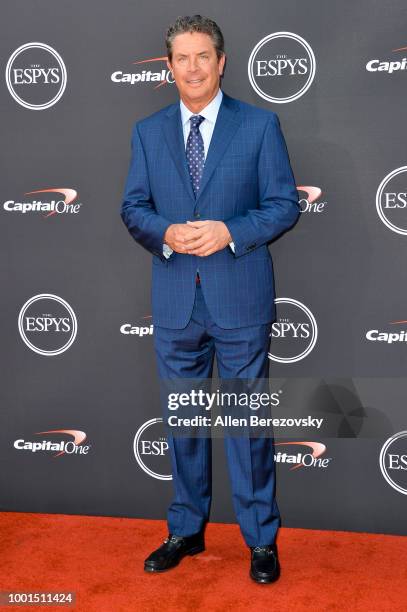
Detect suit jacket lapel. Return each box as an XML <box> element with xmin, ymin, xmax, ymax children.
<box><xmin>195</xmin><ymin>93</ymin><xmax>242</xmax><ymax>206</ymax></box>
<box><xmin>162</xmin><ymin>104</ymin><xmax>196</xmax><ymax>202</ymax></box>
<box><xmin>161</xmin><ymin>92</ymin><xmax>242</xmax><ymax>206</ymax></box>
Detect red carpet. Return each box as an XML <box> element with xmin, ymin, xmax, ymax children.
<box><xmin>0</xmin><ymin>512</ymin><xmax>406</xmax><ymax>611</ymax></box>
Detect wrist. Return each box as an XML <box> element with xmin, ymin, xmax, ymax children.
<box><xmin>164</xmin><ymin>225</ymin><xmax>172</xmax><ymax>242</ymax></box>
<box><xmin>222</xmin><ymin>222</ymin><xmax>232</xmax><ymax>242</ymax></box>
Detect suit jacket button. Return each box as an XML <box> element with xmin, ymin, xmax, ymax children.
<box><xmin>194</xmin><ymin>212</ymin><xmax>201</xmax><ymax>218</ymax></box>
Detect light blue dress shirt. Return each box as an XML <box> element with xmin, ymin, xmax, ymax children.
<box><xmin>163</xmin><ymin>87</ymin><xmax>235</xmax><ymax>258</ymax></box>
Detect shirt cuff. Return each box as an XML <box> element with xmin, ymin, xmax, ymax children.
<box><xmin>163</xmin><ymin>243</ymin><xmax>173</xmax><ymax>259</ymax></box>
<box><xmin>229</xmin><ymin>241</ymin><xmax>235</xmax><ymax>253</ymax></box>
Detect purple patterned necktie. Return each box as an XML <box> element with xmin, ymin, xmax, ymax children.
<box><xmin>186</xmin><ymin>115</ymin><xmax>205</xmax><ymax>197</ymax></box>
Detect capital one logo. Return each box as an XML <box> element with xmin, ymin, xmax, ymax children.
<box><xmin>298</xmin><ymin>186</ymin><xmax>327</xmax><ymax>214</ymax></box>
<box><xmin>111</xmin><ymin>56</ymin><xmax>174</xmax><ymax>90</ymax></box>
<box><xmin>379</xmin><ymin>431</ymin><xmax>407</xmax><ymax>495</ymax></box>
<box><xmin>366</xmin><ymin>318</ymin><xmax>407</xmax><ymax>344</ymax></box>
<box><xmin>275</xmin><ymin>441</ymin><xmax>331</xmax><ymax>470</ymax></box>
<box><xmin>18</xmin><ymin>294</ymin><xmax>77</xmax><ymax>356</ymax></box>
<box><xmin>133</xmin><ymin>418</ymin><xmax>171</xmax><ymax>480</ymax></box>
<box><xmin>269</xmin><ymin>298</ymin><xmax>318</xmax><ymax>363</ymax></box>
<box><xmin>248</xmin><ymin>32</ymin><xmax>316</xmax><ymax>103</ymax></box>
<box><xmin>14</xmin><ymin>429</ymin><xmax>89</xmax><ymax>457</ymax></box>
<box><xmin>5</xmin><ymin>43</ymin><xmax>67</xmax><ymax>110</ymax></box>
<box><xmin>4</xmin><ymin>188</ymin><xmax>82</xmax><ymax>217</ymax></box>
<box><xmin>376</xmin><ymin>167</ymin><xmax>407</xmax><ymax>235</ymax></box>
<box><xmin>120</xmin><ymin>314</ymin><xmax>153</xmax><ymax>337</ymax></box>
<box><xmin>366</xmin><ymin>45</ymin><xmax>407</xmax><ymax>74</ymax></box>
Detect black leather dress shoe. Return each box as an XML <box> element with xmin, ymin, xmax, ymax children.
<box><xmin>249</xmin><ymin>544</ymin><xmax>280</xmax><ymax>584</ymax></box>
<box><xmin>144</xmin><ymin>532</ymin><xmax>205</xmax><ymax>572</ymax></box>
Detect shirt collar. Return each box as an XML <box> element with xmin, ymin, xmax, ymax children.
<box><xmin>180</xmin><ymin>88</ymin><xmax>223</xmax><ymax>127</ymax></box>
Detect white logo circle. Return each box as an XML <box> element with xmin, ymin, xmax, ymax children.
<box><xmin>248</xmin><ymin>32</ymin><xmax>316</xmax><ymax>104</ymax></box>
<box><xmin>5</xmin><ymin>42</ymin><xmax>67</xmax><ymax>110</ymax></box>
<box><xmin>18</xmin><ymin>293</ymin><xmax>77</xmax><ymax>356</ymax></box>
<box><xmin>376</xmin><ymin>167</ymin><xmax>407</xmax><ymax>235</ymax></box>
<box><xmin>269</xmin><ymin>298</ymin><xmax>318</xmax><ymax>363</ymax></box>
<box><xmin>379</xmin><ymin>431</ymin><xmax>407</xmax><ymax>495</ymax></box>
<box><xmin>133</xmin><ymin>418</ymin><xmax>172</xmax><ymax>481</ymax></box>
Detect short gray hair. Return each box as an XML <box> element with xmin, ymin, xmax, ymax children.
<box><xmin>166</xmin><ymin>15</ymin><xmax>225</xmax><ymax>62</ymax></box>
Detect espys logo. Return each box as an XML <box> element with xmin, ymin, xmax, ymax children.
<box><xmin>14</xmin><ymin>429</ymin><xmax>90</xmax><ymax>457</ymax></box>
<box><xmin>120</xmin><ymin>315</ymin><xmax>153</xmax><ymax>337</ymax></box>
<box><xmin>298</xmin><ymin>186</ymin><xmax>326</xmax><ymax>214</ymax></box>
<box><xmin>269</xmin><ymin>298</ymin><xmax>318</xmax><ymax>363</ymax></box>
<box><xmin>379</xmin><ymin>431</ymin><xmax>407</xmax><ymax>495</ymax></box>
<box><xmin>18</xmin><ymin>294</ymin><xmax>77</xmax><ymax>356</ymax></box>
<box><xmin>248</xmin><ymin>32</ymin><xmax>316</xmax><ymax>103</ymax></box>
<box><xmin>366</xmin><ymin>318</ymin><xmax>407</xmax><ymax>344</ymax></box>
<box><xmin>366</xmin><ymin>45</ymin><xmax>407</xmax><ymax>74</ymax></box>
<box><xmin>111</xmin><ymin>56</ymin><xmax>174</xmax><ymax>89</ymax></box>
<box><xmin>4</xmin><ymin>188</ymin><xmax>82</xmax><ymax>217</ymax></box>
<box><xmin>275</xmin><ymin>441</ymin><xmax>331</xmax><ymax>470</ymax></box>
<box><xmin>376</xmin><ymin>167</ymin><xmax>407</xmax><ymax>235</ymax></box>
<box><xmin>133</xmin><ymin>418</ymin><xmax>171</xmax><ymax>480</ymax></box>
<box><xmin>5</xmin><ymin>43</ymin><xmax>67</xmax><ymax>110</ymax></box>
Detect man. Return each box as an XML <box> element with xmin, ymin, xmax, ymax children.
<box><xmin>120</xmin><ymin>15</ymin><xmax>299</xmax><ymax>584</ymax></box>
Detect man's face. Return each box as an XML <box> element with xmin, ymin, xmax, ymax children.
<box><xmin>167</xmin><ymin>32</ymin><xmax>225</xmax><ymax>107</ymax></box>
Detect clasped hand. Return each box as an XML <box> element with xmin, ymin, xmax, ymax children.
<box><xmin>164</xmin><ymin>220</ymin><xmax>232</xmax><ymax>257</ymax></box>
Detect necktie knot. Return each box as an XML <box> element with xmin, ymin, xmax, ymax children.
<box><xmin>190</xmin><ymin>115</ymin><xmax>205</xmax><ymax>130</ymax></box>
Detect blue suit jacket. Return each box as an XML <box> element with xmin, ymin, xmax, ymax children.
<box><xmin>121</xmin><ymin>91</ymin><xmax>300</xmax><ymax>329</ymax></box>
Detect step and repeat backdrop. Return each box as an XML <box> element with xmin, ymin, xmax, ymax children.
<box><xmin>1</xmin><ymin>0</ymin><xmax>406</xmax><ymax>535</ymax></box>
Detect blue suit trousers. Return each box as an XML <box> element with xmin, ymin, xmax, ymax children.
<box><xmin>153</xmin><ymin>281</ymin><xmax>281</xmax><ymax>547</ymax></box>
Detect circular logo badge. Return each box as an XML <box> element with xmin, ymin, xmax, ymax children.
<box><xmin>269</xmin><ymin>298</ymin><xmax>318</xmax><ymax>363</ymax></box>
<box><xmin>376</xmin><ymin>167</ymin><xmax>407</xmax><ymax>235</ymax></box>
<box><xmin>18</xmin><ymin>293</ymin><xmax>77</xmax><ymax>356</ymax></box>
<box><xmin>379</xmin><ymin>431</ymin><xmax>407</xmax><ymax>495</ymax></box>
<box><xmin>248</xmin><ymin>32</ymin><xmax>316</xmax><ymax>103</ymax></box>
<box><xmin>133</xmin><ymin>418</ymin><xmax>172</xmax><ymax>481</ymax></box>
<box><xmin>5</xmin><ymin>42</ymin><xmax>67</xmax><ymax>110</ymax></box>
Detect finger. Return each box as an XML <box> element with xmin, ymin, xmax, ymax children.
<box><xmin>188</xmin><ymin>236</ymin><xmax>214</xmax><ymax>248</ymax></box>
<box><xmin>186</xmin><ymin>220</ymin><xmax>210</xmax><ymax>227</ymax></box>
<box><xmin>178</xmin><ymin>231</ymin><xmax>199</xmax><ymax>243</ymax></box>
<box><xmin>187</xmin><ymin>241</ymin><xmax>216</xmax><ymax>255</ymax></box>
<box><xmin>193</xmin><ymin>248</ymin><xmax>215</xmax><ymax>257</ymax></box>
<box><xmin>184</xmin><ymin>225</ymin><xmax>210</xmax><ymax>238</ymax></box>
<box><xmin>185</xmin><ymin>239</ymin><xmax>209</xmax><ymax>251</ymax></box>
<box><xmin>175</xmin><ymin>242</ymin><xmax>190</xmax><ymax>252</ymax></box>
<box><xmin>184</xmin><ymin>231</ymin><xmax>208</xmax><ymax>244</ymax></box>
<box><xmin>180</xmin><ymin>226</ymin><xmax>203</xmax><ymax>238</ymax></box>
